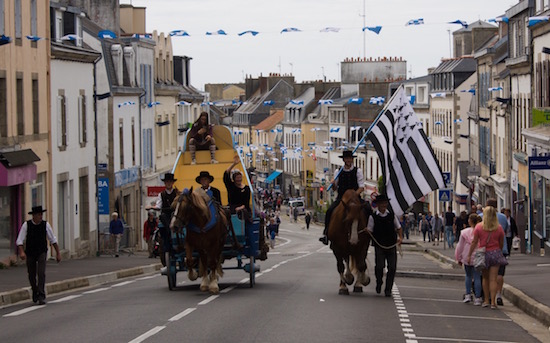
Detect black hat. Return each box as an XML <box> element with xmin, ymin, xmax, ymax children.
<box><xmin>161</xmin><ymin>173</ymin><xmax>177</xmax><ymax>182</ymax></box>
<box><xmin>28</xmin><ymin>206</ymin><xmax>47</xmax><ymax>215</ymax></box>
<box><xmin>196</xmin><ymin>171</ymin><xmax>214</xmax><ymax>184</ymax></box>
<box><xmin>375</xmin><ymin>194</ymin><xmax>390</xmax><ymax>203</ymax></box>
<box><xmin>338</xmin><ymin>150</ymin><xmax>356</xmax><ymax>159</ymax></box>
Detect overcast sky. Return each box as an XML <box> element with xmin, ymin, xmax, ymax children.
<box><xmin>121</xmin><ymin>0</ymin><xmax>515</xmax><ymax>91</ymax></box>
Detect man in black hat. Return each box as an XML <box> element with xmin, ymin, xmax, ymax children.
<box><xmin>16</xmin><ymin>206</ymin><xmax>61</xmax><ymax>305</ymax></box>
<box><xmin>366</xmin><ymin>194</ymin><xmax>402</xmax><ymax>297</ymax></box>
<box><xmin>319</xmin><ymin>150</ymin><xmax>365</xmax><ymax>245</ymax></box>
<box><xmin>196</xmin><ymin>171</ymin><xmax>221</xmax><ymax>204</ymax></box>
<box><xmin>153</xmin><ymin>173</ymin><xmax>180</xmax><ymax>268</ymax></box>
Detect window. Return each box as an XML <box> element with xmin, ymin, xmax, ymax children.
<box><xmin>119</xmin><ymin>119</ymin><xmax>124</xmax><ymax>169</ymax></box>
<box><xmin>172</xmin><ymin>113</ymin><xmax>177</xmax><ymax>152</ymax></box>
<box><xmin>155</xmin><ymin>115</ymin><xmax>162</xmax><ymax>157</ymax></box>
<box><xmin>55</xmin><ymin>10</ymin><xmax>63</xmax><ymax>41</ymax></box>
<box><xmin>17</xmin><ymin>77</ymin><xmax>24</xmax><ymax>136</ymax></box>
<box><xmin>32</xmin><ymin>78</ymin><xmax>39</xmax><ymax>134</ymax></box>
<box><xmin>418</xmin><ymin>86</ymin><xmax>426</xmax><ymax>104</ymax></box>
<box><xmin>0</xmin><ymin>73</ymin><xmax>6</xmax><ymax>137</ymax></box>
<box><xmin>0</xmin><ymin>0</ymin><xmax>5</xmax><ymax>35</ymax></box>
<box><xmin>164</xmin><ymin>114</ymin><xmax>169</xmax><ymax>155</ymax></box>
<box><xmin>131</xmin><ymin>117</ymin><xmax>136</xmax><ymax>165</ymax></box>
<box><xmin>78</xmin><ymin>93</ymin><xmax>87</xmax><ymax>144</ymax></box>
<box><xmin>79</xmin><ymin>175</ymin><xmax>89</xmax><ymax>240</ymax></box>
<box><xmin>57</xmin><ymin>94</ymin><xmax>67</xmax><ymax>147</ymax></box>
<box><xmin>14</xmin><ymin>0</ymin><xmax>21</xmax><ymax>42</ymax></box>
<box><xmin>30</xmin><ymin>173</ymin><xmax>45</xmax><ymax>208</ymax></box>
<box><xmin>142</xmin><ymin>128</ymin><xmax>153</xmax><ymax>169</ymax></box>
<box><xmin>30</xmin><ymin>0</ymin><xmax>37</xmax><ymax>37</ymax></box>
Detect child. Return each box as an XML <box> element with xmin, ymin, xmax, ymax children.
<box><xmin>455</xmin><ymin>213</ymin><xmax>483</xmax><ymax>305</ymax></box>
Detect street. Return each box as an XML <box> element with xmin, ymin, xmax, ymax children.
<box><xmin>0</xmin><ymin>216</ymin><xmax>547</xmax><ymax>343</ymax></box>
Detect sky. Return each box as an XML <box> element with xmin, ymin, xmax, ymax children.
<box><xmin>120</xmin><ymin>0</ymin><xmax>516</xmax><ymax>91</ymax></box>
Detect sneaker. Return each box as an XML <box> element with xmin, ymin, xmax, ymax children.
<box><xmin>160</xmin><ymin>266</ymin><xmax>167</xmax><ymax>275</ymax></box>
<box><xmin>319</xmin><ymin>236</ymin><xmax>328</xmax><ymax>245</ymax></box>
<box><xmin>474</xmin><ymin>298</ymin><xmax>482</xmax><ymax>306</ymax></box>
<box><xmin>191</xmin><ymin>159</ymin><xmax>196</xmax><ymax>165</ymax></box>
<box><xmin>463</xmin><ymin>294</ymin><xmax>472</xmax><ymax>303</ymax></box>
<box><xmin>211</xmin><ymin>159</ymin><xmax>218</xmax><ymax>164</ymax></box>
<box><xmin>496</xmin><ymin>297</ymin><xmax>503</xmax><ymax>306</ymax></box>
<box><xmin>482</xmin><ymin>302</ymin><xmax>490</xmax><ymax>308</ymax></box>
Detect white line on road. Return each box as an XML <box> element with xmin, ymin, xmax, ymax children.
<box><xmin>268</xmin><ymin>251</ymin><xmax>281</xmax><ymax>254</ymax></box>
<box><xmin>82</xmin><ymin>287</ymin><xmax>111</xmax><ymax>294</ymax></box>
<box><xmin>128</xmin><ymin>326</ymin><xmax>166</xmax><ymax>343</ymax></box>
<box><xmin>136</xmin><ymin>275</ymin><xmax>160</xmax><ymax>280</ymax></box>
<box><xmin>49</xmin><ymin>295</ymin><xmax>82</xmax><ymax>303</ymax></box>
<box><xmin>411</xmin><ymin>336</ymin><xmax>521</xmax><ymax>343</ymax></box>
<box><xmin>112</xmin><ymin>280</ymin><xmax>136</xmax><ymax>287</ymax></box>
<box><xmin>3</xmin><ymin>305</ymin><xmax>45</xmax><ymax>317</ymax></box>
<box><xmin>220</xmin><ymin>286</ymin><xmax>235</xmax><ymax>294</ymax></box>
<box><xmin>407</xmin><ymin>312</ymin><xmax>512</xmax><ymax>322</ymax></box>
<box><xmin>537</xmin><ymin>263</ymin><xmax>550</xmax><ymax>267</ymax></box>
<box><xmin>397</xmin><ymin>285</ymin><xmax>462</xmax><ymax>291</ymax></box>
<box><xmin>169</xmin><ymin>308</ymin><xmax>196</xmax><ymax>321</ymax></box>
<box><xmin>393</xmin><ymin>285</ymin><xmax>418</xmax><ymax>343</ymax></box>
<box><xmin>198</xmin><ymin>295</ymin><xmax>219</xmax><ymax>305</ymax></box>
<box><xmin>400</xmin><ymin>296</ymin><xmax>463</xmax><ymax>303</ymax></box>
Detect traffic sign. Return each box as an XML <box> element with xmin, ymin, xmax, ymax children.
<box><xmin>442</xmin><ymin>172</ymin><xmax>451</xmax><ymax>186</ymax></box>
<box><xmin>439</xmin><ymin>189</ymin><xmax>451</xmax><ymax>202</ymax></box>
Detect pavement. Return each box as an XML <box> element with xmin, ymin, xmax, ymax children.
<box><xmin>1</xmin><ymin>222</ymin><xmax>549</xmax><ymax>331</ymax></box>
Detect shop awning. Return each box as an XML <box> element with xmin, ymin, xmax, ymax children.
<box><xmin>265</xmin><ymin>170</ymin><xmax>282</xmax><ymax>184</ymax></box>
<box><xmin>0</xmin><ymin>149</ymin><xmax>40</xmax><ymax>186</ymax></box>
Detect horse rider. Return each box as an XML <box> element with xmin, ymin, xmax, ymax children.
<box><xmin>366</xmin><ymin>194</ymin><xmax>403</xmax><ymax>297</ymax></box>
<box><xmin>319</xmin><ymin>150</ymin><xmax>365</xmax><ymax>245</ymax></box>
<box><xmin>153</xmin><ymin>172</ymin><xmax>180</xmax><ymax>269</ymax></box>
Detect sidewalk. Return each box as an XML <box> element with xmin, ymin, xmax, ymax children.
<box><xmin>407</xmin><ymin>232</ymin><xmax>550</xmax><ymax>328</ymax></box>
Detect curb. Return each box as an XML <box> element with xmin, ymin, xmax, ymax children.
<box><xmin>0</xmin><ymin>263</ymin><xmax>161</xmax><ymax>308</ymax></box>
<box><xmin>397</xmin><ymin>270</ymin><xmax>464</xmax><ymax>281</ymax></box>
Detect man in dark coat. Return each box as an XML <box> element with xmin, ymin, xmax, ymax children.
<box><xmin>154</xmin><ymin>173</ymin><xmax>180</xmax><ymax>268</ymax></box>
<box><xmin>196</xmin><ymin>170</ymin><xmax>221</xmax><ymax>204</ymax></box>
<box><xmin>16</xmin><ymin>206</ymin><xmax>61</xmax><ymax>305</ymax></box>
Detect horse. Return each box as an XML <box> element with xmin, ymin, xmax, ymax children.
<box><xmin>170</xmin><ymin>187</ymin><xmax>228</xmax><ymax>294</ymax></box>
<box><xmin>327</xmin><ymin>189</ymin><xmax>372</xmax><ymax>295</ymax></box>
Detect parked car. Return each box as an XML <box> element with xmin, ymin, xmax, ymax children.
<box><xmin>287</xmin><ymin>199</ymin><xmax>305</xmax><ymax>216</ymax></box>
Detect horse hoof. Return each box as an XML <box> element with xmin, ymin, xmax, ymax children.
<box><xmin>200</xmin><ymin>284</ymin><xmax>209</xmax><ymax>292</ymax></box>
<box><xmin>353</xmin><ymin>286</ymin><xmax>363</xmax><ymax>293</ymax></box>
<box><xmin>338</xmin><ymin>288</ymin><xmax>349</xmax><ymax>295</ymax></box>
<box><xmin>209</xmin><ymin>286</ymin><xmax>220</xmax><ymax>294</ymax></box>
<box><xmin>344</xmin><ymin>275</ymin><xmax>354</xmax><ymax>285</ymax></box>
<box><xmin>188</xmin><ymin>271</ymin><xmax>198</xmax><ymax>281</ymax></box>
<box><xmin>364</xmin><ymin>276</ymin><xmax>371</xmax><ymax>286</ymax></box>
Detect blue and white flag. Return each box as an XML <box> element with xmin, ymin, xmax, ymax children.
<box><xmin>320</xmin><ymin>27</ymin><xmax>340</xmax><ymax>33</ymax></box>
<box><xmin>448</xmin><ymin>20</ymin><xmax>468</xmax><ymax>28</ymax></box>
<box><xmin>488</xmin><ymin>17</ymin><xmax>509</xmax><ymax>24</ymax></box>
<box><xmin>434</xmin><ymin>121</ymin><xmax>443</xmax><ymax>125</ymax></box>
<box><xmin>238</xmin><ymin>30</ymin><xmax>259</xmax><ymax>36</ymax></box>
<box><xmin>348</xmin><ymin>97</ymin><xmax>364</xmax><ymax>104</ymax></box>
<box><xmin>528</xmin><ymin>16</ymin><xmax>550</xmax><ymax>27</ymax></box>
<box><xmin>60</xmin><ymin>34</ymin><xmax>80</xmax><ymax>41</ymax></box>
<box><xmin>310</xmin><ymin>127</ymin><xmax>321</xmax><ymax>132</ymax></box>
<box><xmin>147</xmin><ymin>101</ymin><xmax>161</xmax><ymax>107</ymax></box>
<box><xmin>201</xmin><ymin>101</ymin><xmax>215</xmax><ymax>106</ymax></box>
<box><xmin>232</xmin><ymin>99</ymin><xmax>243</xmax><ymax>105</ymax></box>
<box><xmin>408</xmin><ymin>95</ymin><xmax>416</xmax><ymax>105</ymax></box>
<box><xmin>263</xmin><ymin>100</ymin><xmax>275</xmax><ymax>106</ymax></box>
<box><xmin>362</xmin><ymin>26</ymin><xmax>382</xmax><ymax>34</ymax></box>
<box><xmin>118</xmin><ymin>101</ymin><xmax>136</xmax><ymax>108</ymax></box>
<box><xmin>488</xmin><ymin>87</ymin><xmax>503</xmax><ymax>92</ymax></box>
<box><xmin>292</xmin><ymin>129</ymin><xmax>301</xmax><ymax>133</ymax></box>
<box><xmin>132</xmin><ymin>34</ymin><xmax>152</xmax><ymax>39</ymax></box>
<box><xmin>460</xmin><ymin>89</ymin><xmax>476</xmax><ymax>94</ymax></box>
<box><xmin>290</xmin><ymin>100</ymin><xmax>304</xmax><ymax>105</ymax></box>
<box><xmin>26</xmin><ymin>35</ymin><xmax>41</xmax><ymax>41</ymax></box>
<box><xmin>367</xmin><ymin>87</ymin><xmax>445</xmax><ymax>216</ymax></box>
<box><xmin>369</xmin><ymin>96</ymin><xmax>385</xmax><ymax>105</ymax></box>
<box><xmin>430</xmin><ymin>92</ymin><xmax>446</xmax><ymax>98</ymax></box>
<box><xmin>350</xmin><ymin>126</ymin><xmax>362</xmax><ymax>131</ymax></box>
<box><xmin>170</xmin><ymin>30</ymin><xmax>190</xmax><ymax>37</ymax></box>
<box><xmin>281</xmin><ymin>27</ymin><xmax>301</xmax><ymax>33</ymax></box>
<box><xmin>318</xmin><ymin>99</ymin><xmax>333</xmax><ymax>105</ymax></box>
<box><xmin>98</xmin><ymin>30</ymin><xmax>117</xmax><ymax>39</ymax></box>
<box><xmin>175</xmin><ymin>101</ymin><xmax>191</xmax><ymax>106</ymax></box>
<box><xmin>329</xmin><ymin>127</ymin><xmax>340</xmax><ymax>133</ymax></box>
<box><xmin>0</xmin><ymin>35</ymin><xmax>12</xmax><ymax>46</ymax></box>
<box><xmin>454</xmin><ymin>118</ymin><xmax>463</xmax><ymax>124</ymax></box>
<box><xmin>206</xmin><ymin>30</ymin><xmax>227</xmax><ymax>35</ymax></box>
<box><xmin>270</xmin><ymin>128</ymin><xmax>282</xmax><ymax>133</ymax></box>
<box><xmin>406</xmin><ymin>18</ymin><xmax>424</xmax><ymax>26</ymax></box>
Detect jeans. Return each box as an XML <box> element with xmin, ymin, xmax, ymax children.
<box><xmin>464</xmin><ymin>265</ymin><xmax>482</xmax><ymax>298</ymax></box>
<box><xmin>445</xmin><ymin>226</ymin><xmax>454</xmax><ymax>248</ymax></box>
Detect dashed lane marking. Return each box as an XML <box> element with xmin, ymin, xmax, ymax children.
<box><xmin>82</xmin><ymin>287</ymin><xmax>110</xmax><ymax>294</ymax></box>
<box><xmin>407</xmin><ymin>312</ymin><xmax>512</xmax><ymax>322</ymax></box>
<box><xmin>111</xmin><ymin>280</ymin><xmax>136</xmax><ymax>287</ymax></box>
<box><xmin>49</xmin><ymin>295</ymin><xmax>82</xmax><ymax>303</ymax></box>
<box><xmin>198</xmin><ymin>295</ymin><xmax>219</xmax><ymax>305</ymax></box>
<box><xmin>411</xmin><ymin>337</ymin><xmax>522</xmax><ymax>343</ymax></box>
<box><xmin>128</xmin><ymin>326</ymin><xmax>166</xmax><ymax>343</ymax></box>
<box><xmin>392</xmin><ymin>285</ymin><xmax>418</xmax><ymax>343</ymax></box>
<box><xmin>3</xmin><ymin>305</ymin><xmax>46</xmax><ymax>317</ymax></box>
<box><xmin>168</xmin><ymin>308</ymin><xmax>196</xmax><ymax>321</ymax></box>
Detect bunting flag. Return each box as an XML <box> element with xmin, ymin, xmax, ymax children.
<box><xmin>528</xmin><ymin>16</ymin><xmax>550</xmax><ymax>27</ymax></box>
<box><xmin>369</xmin><ymin>96</ymin><xmax>385</xmax><ymax>105</ymax></box>
<box><xmin>290</xmin><ymin>100</ymin><xmax>304</xmax><ymax>105</ymax></box>
<box><xmin>434</xmin><ymin>121</ymin><xmax>443</xmax><ymax>125</ymax></box>
<box><xmin>406</xmin><ymin>18</ymin><xmax>424</xmax><ymax>26</ymax></box>
<box><xmin>329</xmin><ymin>127</ymin><xmax>340</xmax><ymax>133</ymax></box>
<box><xmin>26</xmin><ymin>35</ymin><xmax>41</xmax><ymax>42</ymax></box>
<box><xmin>320</xmin><ymin>27</ymin><xmax>340</xmax><ymax>33</ymax></box>
<box><xmin>270</xmin><ymin>128</ymin><xmax>282</xmax><ymax>133</ymax></box>
<box><xmin>408</xmin><ymin>95</ymin><xmax>416</xmax><ymax>105</ymax></box>
<box><xmin>148</xmin><ymin>101</ymin><xmax>161</xmax><ymax>107</ymax></box>
<box><xmin>367</xmin><ymin>87</ymin><xmax>445</xmax><ymax>216</ymax></box>
<box><xmin>430</xmin><ymin>92</ymin><xmax>446</xmax><ymax>98</ymax></box>
<box><xmin>132</xmin><ymin>34</ymin><xmax>152</xmax><ymax>39</ymax></box>
<box><xmin>156</xmin><ymin>120</ymin><xmax>170</xmax><ymax>126</ymax></box>
<box><xmin>232</xmin><ymin>99</ymin><xmax>243</xmax><ymax>105</ymax></box>
<box><xmin>60</xmin><ymin>34</ymin><xmax>80</xmax><ymax>41</ymax></box>
<box><xmin>206</xmin><ymin>29</ymin><xmax>227</xmax><ymax>35</ymax></box>
<box><xmin>460</xmin><ymin>89</ymin><xmax>476</xmax><ymax>94</ymax></box>
<box><xmin>362</xmin><ymin>26</ymin><xmax>382</xmax><ymax>34</ymax></box>
<box><xmin>169</xmin><ymin>30</ymin><xmax>190</xmax><ymax>37</ymax></box>
<box><xmin>201</xmin><ymin>101</ymin><xmax>215</xmax><ymax>106</ymax></box>
<box><xmin>98</xmin><ymin>30</ymin><xmax>117</xmax><ymax>39</ymax></box>
<box><xmin>348</xmin><ymin>97</ymin><xmax>364</xmax><ymax>104</ymax></box>
<box><xmin>488</xmin><ymin>87</ymin><xmax>503</xmax><ymax>92</ymax></box>
<box><xmin>318</xmin><ymin>99</ymin><xmax>334</xmax><ymax>105</ymax></box>
<box><xmin>454</xmin><ymin>118</ymin><xmax>463</xmax><ymax>123</ymax></box>
<box><xmin>0</xmin><ymin>35</ymin><xmax>12</xmax><ymax>46</ymax></box>
<box><xmin>175</xmin><ymin>101</ymin><xmax>191</xmax><ymax>106</ymax></box>
<box><xmin>281</xmin><ymin>27</ymin><xmax>301</xmax><ymax>33</ymax></box>
<box><xmin>263</xmin><ymin>100</ymin><xmax>275</xmax><ymax>106</ymax></box>
<box><xmin>350</xmin><ymin>126</ymin><xmax>362</xmax><ymax>131</ymax></box>
<box><xmin>238</xmin><ymin>30</ymin><xmax>259</xmax><ymax>36</ymax></box>
<box><xmin>488</xmin><ymin>17</ymin><xmax>509</xmax><ymax>24</ymax></box>
<box><xmin>292</xmin><ymin>129</ymin><xmax>301</xmax><ymax>133</ymax></box>
<box><xmin>448</xmin><ymin>20</ymin><xmax>468</xmax><ymax>28</ymax></box>
<box><xmin>310</xmin><ymin>127</ymin><xmax>321</xmax><ymax>132</ymax></box>
<box><xmin>118</xmin><ymin>101</ymin><xmax>136</xmax><ymax>108</ymax></box>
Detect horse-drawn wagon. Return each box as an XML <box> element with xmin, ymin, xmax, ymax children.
<box><xmin>164</xmin><ymin>125</ymin><xmax>265</xmax><ymax>292</ymax></box>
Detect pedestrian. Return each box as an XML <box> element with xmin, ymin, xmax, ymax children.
<box><xmin>109</xmin><ymin>212</ymin><xmax>124</xmax><ymax>257</ymax></box>
<box><xmin>143</xmin><ymin>211</ymin><xmax>158</xmax><ymax>258</ymax></box>
<box><xmin>431</xmin><ymin>213</ymin><xmax>443</xmax><ymax>246</ymax></box>
<box><xmin>293</xmin><ymin>206</ymin><xmax>299</xmax><ymax>223</ymax></box>
<box><xmin>455</xmin><ymin>211</ymin><xmax>468</xmax><ymax>243</ymax></box>
<box><xmin>455</xmin><ymin>213</ymin><xmax>483</xmax><ymax>305</ymax></box>
<box><xmin>419</xmin><ymin>214</ymin><xmax>431</xmax><ymax>242</ymax></box>
<box><xmin>16</xmin><ymin>206</ymin><xmax>61</xmax><ymax>305</ymax></box>
<box><xmin>367</xmin><ymin>194</ymin><xmax>403</xmax><ymax>297</ymax></box>
<box><xmin>503</xmin><ymin>208</ymin><xmax>519</xmax><ymax>255</ymax></box>
<box><xmin>305</xmin><ymin>211</ymin><xmax>311</xmax><ymax>230</ymax></box>
<box><xmin>444</xmin><ymin>206</ymin><xmax>456</xmax><ymax>249</ymax></box>
<box><xmin>467</xmin><ymin>205</ymin><xmax>508</xmax><ymax>309</ymax></box>
<box><xmin>267</xmin><ymin>217</ymin><xmax>279</xmax><ymax>248</ymax></box>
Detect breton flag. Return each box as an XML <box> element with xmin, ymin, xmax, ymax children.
<box><xmin>367</xmin><ymin>87</ymin><xmax>445</xmax><ymax>216</ymax></box>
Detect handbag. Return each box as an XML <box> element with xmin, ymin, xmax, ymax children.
<box><xmin>473</xmin><ymin>232</ymin><xmax>492</xmax><ymax>271</ymax></box>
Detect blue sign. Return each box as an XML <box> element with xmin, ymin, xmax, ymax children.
<box><xmin>439</xmin><ymin>189</ymin><xmax>451</xmax><ymax>202</ymax></box>
<box><xmin>98</xmin><ymin>178</ymin><xmax>110</xmax><ymax>215</ymax></box>
<box><xmin>442</xmin><ymin>172</ymin><xmax>451</xmax><ymax>186</ymax></box>
<box><xmin>528</xmin><ymin>156</ymin><xmax>550</xmax><ymax>170</ymax></box>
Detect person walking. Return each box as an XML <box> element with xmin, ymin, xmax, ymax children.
<box><xmin>293</xmin><ymin>206</ymin><xmax>299</xmax><ymax>223</ymax></box>
<box><xmin>431</xmin><ymin>213</ymin><xmax>443</xmax><ymax>246</ymax></box>
<box><xmin>367</xmin><ymin>194</ymin><xmax>403</xmax><ymax>297</ymax></box>
<box><xmin>109</xmin><ymin>212</ymin><xmax>124</xmax><ymax>257</ymax></box>
<box><xmin>455</xmin><ymin>214</ymin><xmax>483</xmax><ymax>305</ymax></box>
<box><xmin>419</xmin><ymin>214</ymin><xmax>431</xmax><ymax>242</ymax></box>
<box><xmin>305</xmin><ymin>211</ymin><xmax>311</xmax><ymax>230</ymax></box>
<box><xmin>16</xmin><ymin>206</ymin><xmax>61</xmax><ymax>305</ymax></box>
<box><xmin>444</xmin><ymin>206</ymin><xmax>456</xmax><ymax>249</ymax></box>
<box><xmin>143</xmin><ymin>211</ymin><xmax>158</xmax><ymax>258</ymax></box>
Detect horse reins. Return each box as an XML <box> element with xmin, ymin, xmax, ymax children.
<box><xmin>358</xmin><ymin>228</ymin><xmax>403</xmax><ymax>257</ymax></box>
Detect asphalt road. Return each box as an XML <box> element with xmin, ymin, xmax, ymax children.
<box><xmin>0</xmin><ymin>219</ymin><xmax>546</xmax><ymax>343</ymax></box>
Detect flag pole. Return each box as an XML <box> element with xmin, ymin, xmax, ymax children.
<box><xmin>327</xmin><ymin>87</ymin><xmax>403</xmax><ymax>191</ymax></box>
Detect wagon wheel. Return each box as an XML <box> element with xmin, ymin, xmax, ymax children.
<box><xmin>167</xmin><ymin>252</ymin><xmax>177</xmax><ymax>291</ymax></box>
<box><xmin>249</xmin><ymin>256</ymin><xmax>255</xmax><ymax>288</ymax></box>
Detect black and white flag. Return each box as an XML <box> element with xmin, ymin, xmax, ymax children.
<box><xmin>367</xmin><ymin>87</ymin><xmax>445</xmax><ymax>216</ymax></box>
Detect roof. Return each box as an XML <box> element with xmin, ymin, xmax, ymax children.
<box><xmin>454</xmin><ymin>20</ymin><xmax>497</xmax><ymax>33</ymax></box>
<box><xmin>0</xmin><ymin>149</ymin><xmax>40</xmax><ymax>168</ymax></box>
<box><xmin>254</xmin><ymin>110</ymin><xmax>284</xmax><ymax>131</ymax></box>
<box><xmin>431</xmin><ymin>57</ymin><xmax>477</xmax><ymax>74</ymax></box>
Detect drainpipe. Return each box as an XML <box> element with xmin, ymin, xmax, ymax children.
<box><xmin>92</xmin><ymin>53</ymin><xmax>104</xmax><ymax>256</ymax></box>
<box><xmin>138</xmin><ymin>88</ymin><xmax>146</xmax><ymax>250</ymax></box>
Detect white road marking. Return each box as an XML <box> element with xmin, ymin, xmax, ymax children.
<box><xmin>136</xmin><ymin>275</ymin><xmax>160</xmax><ymax>280</ymax></box>
<box><xmin>407</xmin><ymin>312</ymin><xmax>512</xmax><ymax>322</ymax></box>
<box><xmin>112</xmin><ymin>280</ymin><xmax>136</xmax><ymax>287</ymax></box>
<box><xmin>128</xmin><ymin>326</ymin><xmax>166</xmax><ymax>343</ymax></box>
<box><xmin>220</xmin><ymin>286</ymin><xmax>235</xmax><ymax>294</ymax></box>
<box><xmin>3</xmin><ymin>305</ymin><xmax>45</xmax><ymax>317</ymax></box>
<box><xmin>393</xmin><ymin>285</ymin><xmax>418</xmax><ymax>343</ymax></box>
<box><xmin>536</xmin><ymin>263</ymin><xmax>550</xmax><ymax>267</ymax></box>
<box><xmin>400</xmin><ymin>296</ymin><xmax>463</xmax><ymax>303</ymax></box>
<box><xmin>268</xmin><ymin>251</ymin><xmax>281</xmax><ymax>254</ymax></box>
<box><xmin>49</xmin><ymin>295</ymin><xmax>82</xmax><ymax>303</ymax></box>
<box><xmin>169</xmin><ymin>308</ymin><xmax>196</xmax><ymax>321</ymax></box>
<box><xmin>397</xmin><ymin>285</ymin><xmax>462</xmax><ymax>291</ymax></box>
<box><xmin>83</xmin><ymin>287</ymin><xmax>111</xmax><ymax>294</ymax></box>
<box><xmin>412</xmin><ymin>337</ymin><xmax>521</xmax><ymax>343</ymax></box>
<box><xmin>198</xmin><ymin>295</ymin><xmax>219</xmax><ymax>305</ymax></box>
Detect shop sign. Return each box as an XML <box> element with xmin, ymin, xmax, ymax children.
<box><xmin>532</xmin><ymin>108</ymin><xmax>550</xmax><ymax>127</ymax></box>
<box><xmin>528</xmin><ymin>156</ymin><xmax>550</xmax><ymax>170</ymax></box>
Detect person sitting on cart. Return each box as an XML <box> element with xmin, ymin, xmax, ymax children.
<box><xmin>189</xmin><ymin>112</ymin><xmax>218</xmax><ymax>165</ymax></box>
<box><xmin>319</xmin><ymin>150</ymin><xmax>366</xmax><ymax>245</ymax></box>
<box><xmin>224</xmin><ymin>155</ymin><xmax>251</xmax><ymax>221</ymax></box>
<box><xmin>196</xmin><ymin>170</ymin><xmax>221</xmax><ymax>204</ymax></box>
<box><xmin>153</xmin><ymin>173</ymin><xmax>180</xmax><ymax>268</ymax></box>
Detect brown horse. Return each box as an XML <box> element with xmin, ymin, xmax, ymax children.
<box><xmin>170</xmin><ymin>187</ymin><xmax>227</xmax><ymax>294</ymax></box>
<box><xmin>327</xmin><ymin>189</ymin><xmax>372</xmax><ymax>295</ymax></box>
